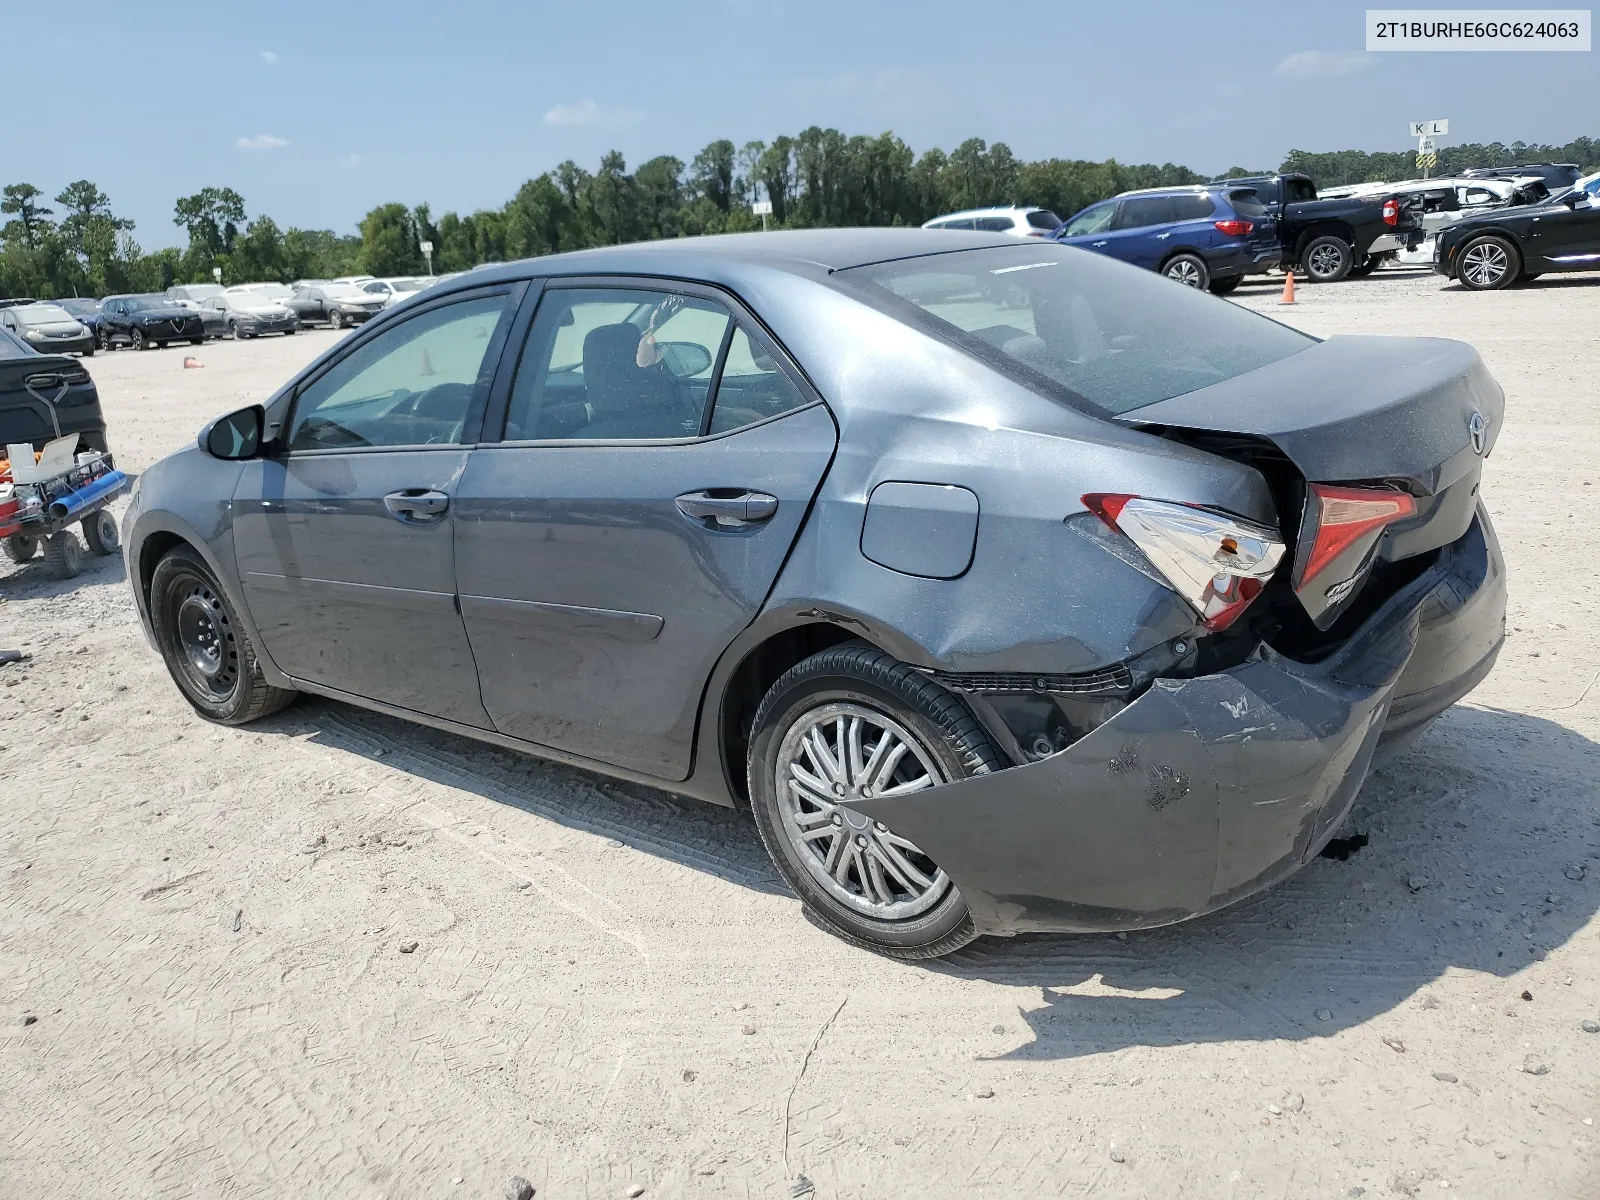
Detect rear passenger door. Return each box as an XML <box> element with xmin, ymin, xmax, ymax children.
<box><xmin>452</xmin><ymin>280</ymin><xmax>837</xmax><ymax>780</ymax></box>
<box><xmin>1106</xmin><ymin>196</ymin><xmax>1175</xmax><ymax>268</ymax></box>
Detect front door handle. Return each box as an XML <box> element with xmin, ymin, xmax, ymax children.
<box><xmin>1091</xmin><ymin>240</ymin><xmax>1109</xmax><ymax>247</ymax></box>
<box><xmin>383</xmin><ymin>489</ymin><xmax>450</xmax><ymax>523</ymax></box>
<box><xmin>676</xmin><ymin>490</ymin><xmax>779</xmax><ymax>527</ymax></box>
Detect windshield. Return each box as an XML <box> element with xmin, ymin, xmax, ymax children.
<box><xmin>232</xmin><ymin>293</ymin><xmax>282</xmax><ymax>309</ymax></box>
<box><xmin>390</xmin><ymin>279</ymin><xmax>426</xmax><ymax>292</ymax></box>
<box><xmin>838</xmin><ymin>245</ymin><xmax>1315</xmax><ymax>416</ymax></box>
<box><xmin>322</xmin><ymin>284</ymin><xmax>365</xmax><ymax>298</ymax></box>
<box><xmin>13</xmin><ymin>304</ymin><xmax>74</xmax><ymax>324</ymax></box>
<box><xmin>238</xmin><ymin>283</ymin><xmax>292</xmax><ymax>299</ymax></box>
<box><xmin>172</xmin><ymin>285</ymin><xmax>223</xmax><ymax>301</ymax></box>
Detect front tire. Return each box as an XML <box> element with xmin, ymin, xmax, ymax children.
<box><xmin>82</xmin><ymin>343</ymin><xmax>95</xmax><ymax>357</ymax></box>
<box><xmin>131</xmin><ymin>328</ymin><xmax>148</xmax><ymax>351</ymax></box>
<box><xmin>149</xmin><ymin>546</ymin><xmax>297</xmax><ymax>725</ymax></box>
<box><xmin>328</xmin><ymin>309</ymin><xmax>346</xmax><ymax>330</ymax></box>
<box><xmin>1302</xmin><ymin>235</ymin><xmax>1354</xmax><ymax>283</ymax></box>
<box><xmin>1162</xmin><ymin>253</ymin><xmax>1209</xmax><ymax>289</ymax></box>
<box><xmin>1456</xmin><ymin>235</ymin><xmax>1519</xmax><ymax>290</ymax></box>
<box><xmin>747</xmin><ymin>644</ymin><xmax>1002</xmax><ymax>960</ymax></box>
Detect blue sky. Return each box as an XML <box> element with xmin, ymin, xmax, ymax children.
<box><xmin>5</xmin><ymin>0</ymin><xmax>1594</xmax><ymax>247</ymax></box>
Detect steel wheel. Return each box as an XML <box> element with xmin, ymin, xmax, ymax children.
<box><xmin>1460</xmin><ymin>239</ymin><xmax>1511</xmax><ymax>289</ymax></box>
<box><xmin>774</xmin><ymin>701</ymin><xmax>953</xmax><ymax>920</ymax></box>
<box><xmin>172</xmin><ymin>580</ymin><xmax>239</xmax><ymax>699</ymax></box>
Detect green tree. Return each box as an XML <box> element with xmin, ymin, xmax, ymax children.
<box><xmin>690</xmin><ymin>140</ymin><xmax>736</xmax><ymax>213</ymax></box>
<box><xmin>359</xmin><ymin>203</ymin><xmax>423</xmax><ymax>275</ymax></box>
<box><xmin>173</xmin><ymin>187</ymin><xmax>247</xmax><ymax>259</ymax></box>
<box><xmin>2</xmin><ymin>183</ymin><xmax>55</xmax><ymax>247</ymax></box>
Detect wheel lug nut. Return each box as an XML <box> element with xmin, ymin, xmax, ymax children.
<box><xmin>874</xmin><ymin>821</ymin><xmax>887</xmax><ymax>832</ymax></box>
<box><xmin>861</xmin><ymin>787</ymin><xmax>873</xmax><ymax>799</ymax></box>
<box><xmin>855</xmin><ymin>834</ymin><xmax>867</xmax><ymax>847</ymax></box>
<box><xmin>832</xmin><ymin>784</ymin><xmax>845</xmax><ymax>797</ymax></box>
<box><xmin>831</xmin><ymin>814</ymin><xmax>842</xmax><ymax>826</ymax></box>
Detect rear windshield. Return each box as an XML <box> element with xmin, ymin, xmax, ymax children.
<box><xmin>1026</xmin><ymin>210</ymin><xmax>1062</xmax><ymax>230</ymax></box>
<box><xmin>836</xmin><ymin>245</ymin><xmax>1314</xmax><ymax>416</ymax></box>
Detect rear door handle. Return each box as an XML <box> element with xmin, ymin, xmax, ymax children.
<box><xmin>383</xmin><ymin>489</ymin><xmax>450</xmax><ymax>523</ymax></box>
<box><xmin>676</xmin><ymin>490</ymin><xmax>779</xmax><ymax>527</ymax></box>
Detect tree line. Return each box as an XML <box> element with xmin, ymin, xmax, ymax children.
<box><xmin>3</xmin><ymin>130</ymin><xmax>1595</xmax><ymax>299</ymax></box>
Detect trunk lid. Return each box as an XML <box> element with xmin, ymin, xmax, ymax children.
<box><xmin>1119</xmin><ymin>336</ymin><xmax>1503</xmax><ymax>630</ymax></box>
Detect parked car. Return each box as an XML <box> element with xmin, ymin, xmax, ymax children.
<box><xmin>1461</xmin><ymin>163</ymin><xmax>1581</xmax><ymax>191</ymax></box>
<box><xmin>361</xmin><ymin>277</ymin><xmax>434</xmax><ymax>308</ymax></box>
<box><xmin>287</xmin><ymin>282</ymin><xmax>386</xmax><ymax>328</ymax></box>
<box><xmin>124</xmin><ymin>229</ymin><xmax>1506</xmax><ymax>959</ymax></box>
<box><xmin>0</xmin><ymin>297</ymin><xmax>39</xmax><ymax>309</ymax></box>
<box><xmin>922</xmin><ymin>206</ymin><xmax>1062</xmax><ymax>237</ymax></box>
<box><xmin>52</xmin><ymin>297</ymin><xmax>104</xmax><ymax>340</ymax></box>
<box><xmin>198</xmin><ymin>292</ymin><xmax>299</xmax><ymax>339</ymax></box>
<box><xmin>1209</xmin><ymin>173</ymin><xmax>1425</xmax><ymax>282</ymax></box>
<box><xmin>0</xmin><ymin>326</ymin><xmax>105</xmax><ymax>459</ymax></box>
<box><xmin>0</xmin><ymin>302</ymin><xmax>95</xmax><ymax>356</ymax></box>
<box><xmin>330</xmin><ymin>275</ymin><xmax>377</xmax><ymax>287</ymax></box>
<box><xmin>1319</xmin><ymin>176</ymin><xmax>1549</xmax><ymax>266</ymax></box>
<box><xmin>98</xmin><ymin>294</ymin><xmax>205</xmax><ymax>350</ymax></box>
<box><xmin>229</xmin><ymin>282</ymin><xmax>294</xmax><ymax>301</ymax></box>
<box><xmin>1052</xmin><ymin>185</ymin><xmax>1280</xmax><ymax>293</ymax></box>
<box><xmin>166</xmin><ymin>284</ymin><xmax>225</xmax><ymax>311</ymax></box>
<box><xmin>1436</xmin><ymin>183</ymin><xmax>1600</xmax><ymax>290</ymax></box>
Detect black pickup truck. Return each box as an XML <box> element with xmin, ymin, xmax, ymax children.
<box><xmin>1209</xmin><ymin>172</ymin><xmax>1426</xmax><ymax>282</ymax></box>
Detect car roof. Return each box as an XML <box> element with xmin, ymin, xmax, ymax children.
<box><xmin>926</xmin><ymin>206</ymin><xmax>1047</xmax><ymax>221</ymax></box>
<box><xmin>454</xmin><ymin>228</ymin><xmax>1025</xmax><ymax>287</ymax></box>
<box><xmin>1114</xmin><ymin>185</ymin><xmax>1214</xmax><ymax>197</ymax></box>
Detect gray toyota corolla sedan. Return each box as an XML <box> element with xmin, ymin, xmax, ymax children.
<box><xmin>124</xmin><ymin>229</ymin><xmax>1506</xmax><ymax>958</ymax></box>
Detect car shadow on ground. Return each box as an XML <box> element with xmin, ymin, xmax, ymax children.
<box><xmin>932</xmin><ymin>705</ymin><xmax>1599</xmax><ymax>1058</ymax></box>
<box><xmin>258</xmin><ymin>695</ymin><xmax>1598</xmax><ymax>1055</ymax></box>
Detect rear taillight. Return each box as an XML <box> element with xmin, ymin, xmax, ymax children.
<box><xmin>1083</xmin><ymin>494</ymin><xmax>1285</xmax><ymax>632</ymax></box>
<box><xmin>1292</xmin><ymin>484</ymin><xmax>1416</xmax><ymax>615</ymax></box>
<box><xmin>1213</xmin><ymin>219</ymin><xmax>1253</xmax><ymax>237</ymax></box>
<box><xmin>1382</xmin><ymin>198</ymin><xmax>1400</xmax><ymax>226</ymax></box>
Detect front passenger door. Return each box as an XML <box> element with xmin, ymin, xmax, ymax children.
<box><xmin>231</xmin><ymin>285</ymin><xmax>523</xmax><ymax>725</ymax></box>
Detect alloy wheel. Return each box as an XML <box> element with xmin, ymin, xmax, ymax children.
<box><xmin>773</xmin><ymin>702</ymin><xmax>953</xmax><ymax>920</ymax></box>
<box><xmin>1461</xmin><ymin>242</ymin><xmax>1509</xmax><ymax>288</ymax></box>
<box><xmin>1308</xmin><ymin>243</ymin><xmax>1342</xmax><ymax>278</ymax></box>
<box><xmin>1166</xmin><ymin>259</ymin><xmax>1203</xmax><ymax>287</ymax></box>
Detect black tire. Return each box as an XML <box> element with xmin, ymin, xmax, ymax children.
<box><xmin>82</xmin><ymin>509</ymin><xmax>119</xmax><ymax>556</ymax></box>
<box><xmin>1516</xmin><ymin>271</ymin><xmax>1542</xmax><ymax>283</ymax></box>
<box><xmin>328</xmin><ymin>309</ymin><xmax>345</xmax><ymax>330</ymax></box>
<box><xmin>131</xmin><ymin>328</ymin><xmax>148</xmax><ymax>351</ymax></box>
<box><xmin>1207</xmin><ymin>275</ymin><xmax>1243</xmax><ymax>295</ymax></box>
<box><xmin>1162</xmin><ymin>253</ymin><xmax>1209</xmax><ymax>290</ymax></box>
<box><xmin>2</xmin><ymin>533</ymin><xmax>39</xmax><ymax>563</ymax></box>
<box><xmin>285</xmin><ymin>327</ymin><xmax>296</xmax><ymax>335</ymax></box>
<box><xmin>190</xmin><ymin>337</ymin><xmax>204</xmax><ymax>346</ymax></box>
<box><xmin>149</xmin><ymin>545</ymin><xmax>297</xmax><ymax>725</ymax></box>
<box><xmin>82</xmin><ymin>343</ymin><xmax>95</xmax><ymax>357</ymax></box>
<box><xmin>1346</xmin><ymin>256</ymin><xmax>1379</xmax><ymax>279</ymax></box>
<box><xmin>96</xmin><ymin>327</ymin><xmax>110</xmax><ymax>352</ymax></box>
<box><xmin>1302</xmin><ymin>235</ymin><xmax>1354</xmax><ymax>283</ymax></box>
<box><xmin>746</xmin><ymin>643</ymin><xmax>1003</xmax><ymax>960</ymax></box>
<box><xmin>44</xmin><ymin>530</ymin><xmax>84</xmax><ymax>580</ymax></box>
<box><xmin>1455</xmin><ymin>235</ymin><xmax>1520</xmax><ymax>291</ymax></box>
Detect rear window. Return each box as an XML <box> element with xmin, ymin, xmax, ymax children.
<box><xmin>974</xmin><ymin>216</ymin><xmax>1015</xmax><ymax>232</ymax></box>
<box><xmin>1026</xmin><ymin>210</ymin><xmax>1062</xmax><ymax>230</ymax></box>
<box><xmin>1227</xmin><ymin>189</ymin><xmax>1269</xmax><ymax>218</ymax></box>
<box><xmin>836</xmin><ymin>245</ymin><xmax>1314</xmax><ymax>417</ymax></box>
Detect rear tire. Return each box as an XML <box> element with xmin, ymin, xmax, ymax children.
<box><xmin>190</xmin><ymin>337</ymin><xmax>204</xmax><ymax>346</ymax></box>
<box><xmin>82</xmin><ymin>509</ymin><xmax>119</xmax><ymax>556</ymax></box>
<box><xmin>747</xmin><ymin>643</ymin><xmax>1003</xmax><ymax>960</ymax></box>
<box><xmin>1302</xmin><ymin>235</ymin><xmax>1354</xmax><ymax>283</ymax></box>
<box><xmin>82</xmin><ymin>343</ymin><xmax>95</xmax><ymax>357</ymax></box>
<box><xmin>1162</xmin><ymin>253</ymin><xmax>1210</xmax><ymax>289</ymax></box>
<box><xmin>149</xmin><ymin>545</ymin><xmax>298</xmax><ymax>725</ymax></box>
<box><xmin>44</xmin><ymin>531</ymin><xmax>84</xmax><ymax>580</ymax></box>
<box><xmin>1207</xmin><ymin>275</ymin><xmax>1243</xmax><ymax>295</ymax></box>
<box><xmin>2</xmin><ymin>533</ymin><xmax>39</xmax><ymax>563</ymax></box>
<box><xmin>1456</xmin><ymin>235</ymin><xmax>1519</xmax><ymax>290</ymax></box>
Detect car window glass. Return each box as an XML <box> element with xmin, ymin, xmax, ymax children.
<box><xmin>1227</xmin><ymin>189</ymin><xmax>1268</xmax><ymax>218</ymax></box>
<box><xmin>285</xmin><ymin>294</ymin><xmax>513</xmax><ymax>452</ymax></box>
<box><xmin>974</xmin><ymin>216</ymin><xmax>1014</xmax><ymax>232</ymax></box>
<box><xmin>504</xmin><ymin>288</ymin><xmax>731</xmax><ymax>441</ymax></box>
<box><xmin>1026</xmin><ymin>210</ymin><xmax>1062</xmax><ymax>230</ymax></box>
<box><xmin>707</xmin><ymin>326</ymin><xmax>811</xmax><ymax>435</ymax></box>
<box><xmin>842</xmin><ymin>245</ymin><xmax>1314</xmax><ymax>417</ymax></box>
<box><xmin>1286</xmin><ymin>179</ymin><xmax>1317</xmax><ymax>203</ymax></box>
<box><xmin>1062</xmin><ymin>203</ymin><xmax>1115</xmax><ymax>236</ymax></box>
<box><xmin>1169</xmin><ymin>194</ymin><xmax>1217</xmax><ymax>220</ymax></box>
<box><xmin>1114</xmin><ymin>197</ymin><xmax>1169</xmax><ymax>229</ymax></box>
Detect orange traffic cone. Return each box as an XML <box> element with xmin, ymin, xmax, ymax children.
<box><xmin>1279</xmin><ymin>270</ymin><xmax>1296</xmax><ymax>305</ymax></box>
<box><xmin>183</xmin><ymin>356</ymin><xmax>204</xmax><ymax>368</ymax></box>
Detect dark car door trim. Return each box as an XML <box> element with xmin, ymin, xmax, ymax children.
<box><xmin>479</xmin><ymin>274</ymin><xmax>827</xmax><ymax>446</ymax></box>
<box><xmin>273</xmin><ymin>281</ymin><xmax>529</xmax><ymax>456</ymax></box>
<box><xmin>458</xmin><ymin>594</ymin><xmax>665</xmax><ymax>641</ymax></box>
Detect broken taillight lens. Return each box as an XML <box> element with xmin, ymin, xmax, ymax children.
<box><xmin>1292</xmin><ymin>485</ymin><xmax>1417</xmax><ymax>619</ymax></box>
<box><xmin>1083</xmin><ymin>494</ymin><xmax>1286</xmax><ymax>632</ymax></box>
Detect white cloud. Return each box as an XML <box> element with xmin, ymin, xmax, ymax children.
<box><xmin>340</xmin><ymin>153</ymin><xmax>363</xmax><ymax>168</ymax></box>
<box><xmin>260</xmin><ymin>49</ymin><xmax>279</xmax><ymax>65</ymax></box>
<box><xmin>541</xmin><ymin>99</ymin><xmax>644</xmax><ymax>128</ymax></box>
<box><xmin>236</xmin><ymin>134</ymin><xmax>290</xmax><ymax>150</ymax></box>
<box><xmin>1274</xmin><ymin>50</ymin><xmax>1372</xmax><ymax>78</ymax></box>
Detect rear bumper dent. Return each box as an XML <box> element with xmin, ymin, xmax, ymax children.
<box><xmin>844</xmin><ymin>509</ymin><xmax>1505</xmax><ymax>937</ymax></box>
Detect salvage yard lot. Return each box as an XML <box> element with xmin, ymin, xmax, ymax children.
<box><xmin>2</xmin><ymin>269</ymin><xmax>1598</xmax><ymax>1198</ymax></box>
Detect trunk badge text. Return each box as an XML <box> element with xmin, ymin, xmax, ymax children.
<box><xmin>1468</xmin><ymin>411</ymin><xmax>1488</xmax><ymax>456</ymax></box>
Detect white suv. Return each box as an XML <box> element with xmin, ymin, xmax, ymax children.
<box><xmin>921</xmin><ymin>206</ymin><xmax>1062</xmax><ymax>237</ymax></box>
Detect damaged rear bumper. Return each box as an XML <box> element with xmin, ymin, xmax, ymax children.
<box><xmin>844</xmin><ymin>508</ymin><xmax>1505</xmax><ymax>937</ymax></box>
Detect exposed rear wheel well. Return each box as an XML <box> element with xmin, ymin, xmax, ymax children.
<box><xmin>719</xmin><ymin>622</ymin><xmax>861</xmax><ymax>806</ymax></box>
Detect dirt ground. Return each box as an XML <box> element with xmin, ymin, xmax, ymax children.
<box><xmin>3</xmin><ymin>270</ymin><xmax>1597</xmax><ymax>1200</ymax></box>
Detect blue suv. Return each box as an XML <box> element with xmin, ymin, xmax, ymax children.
<box><xmin>1052</xmin><ymin>185</ymin><xmax>1280</xmax><ymax>294</ymax></box>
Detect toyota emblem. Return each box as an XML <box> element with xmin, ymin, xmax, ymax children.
<box><xmin>1468</xmin><ymin>411</ymin><xmax>1488</xmax><ymax>456</ymax></box>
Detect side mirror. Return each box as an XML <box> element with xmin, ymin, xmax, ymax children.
<box><xmin>199</xmin><ymin>404</ymin><xmax>266</xmax><ymax>460</ymax></box>
<box><xmin>657</xmin><ymin>341</ymin><xmax>714</xmax><ymax>379</ymax></box>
